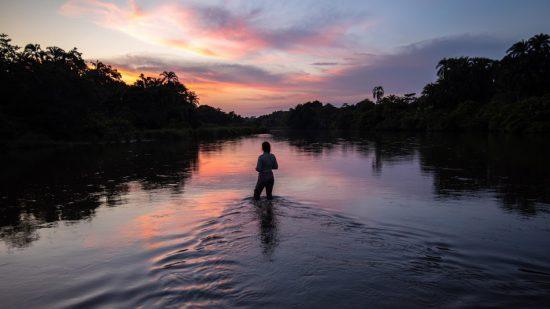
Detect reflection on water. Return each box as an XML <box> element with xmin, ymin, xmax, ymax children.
<box><xmin>0</xmin><ymin>141</ymin><xmax>199</xmax><ymax>248</ymax></box>
<box><xmin>1</xmin><ymin>133</ymin><xmax>550</xmax><ymax>307</ymax></box>
<box><xmin>254</xmin><ymin>200</ymin><xmax>278</xmax><ymax>258</ymax></box>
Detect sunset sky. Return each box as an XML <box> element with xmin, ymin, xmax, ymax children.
<box><xmin>1</xmin><ymin>0</ymin><xmax>550</xmax><ymax>115</ymax></box>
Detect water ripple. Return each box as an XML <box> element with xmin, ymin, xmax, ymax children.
<box><xmin>56</xmin><ymin>196</ymin><xmax>550</xmax><ymax>308</ymax></box>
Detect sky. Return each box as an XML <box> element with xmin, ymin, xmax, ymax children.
<box><xmin>1</xmin><ymin>0</ymin><xmax>550</xmax><ymax>115</ymax></box>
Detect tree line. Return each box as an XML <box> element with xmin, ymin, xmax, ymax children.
<box><xmin>256</xmin><ymin>34</ymin><xmax>550</xmax><ymax>132</ymax></box>
<box><xmin>1</xmin><ymin>33</ymin><xmax>550</xmax><ymax>144</ymax></box>
<box><xmin>0</xmin><ymin>33</ymin><xmax>251</xmax><ymax>143</ymax></box>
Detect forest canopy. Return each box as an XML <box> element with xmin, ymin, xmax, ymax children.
<box><xmin>1</xmin><ymin>33</ymin><xmax>550</xmax><ymax>144</ymax></box>
<box><xmin>0</xmin><ymin>33</ymin><xmax>249</xmax><ymax>142</ymax></box>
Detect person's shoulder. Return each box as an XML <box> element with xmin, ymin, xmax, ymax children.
<box><xmin>270</xmin><ymin>153</ymin><xmax>276</xmax><ymax>159</ymax></box>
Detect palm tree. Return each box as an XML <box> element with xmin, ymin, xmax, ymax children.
<box><xmin>0</xmin><ymin>33</ymin><xmax>19</xmax><ymax>64</ymax></box>
<box><xmin>372</xmin><ymin>86</ymin><xmax>384</xmax><ymax>102</ymax></box>
<box><xmin>161</xmin><ymin>71</ymin><xmax>178</xmax><ymax>84</ymax></box>
<box><xmin>65</xmin><ymin>48</ymin><xmax>86</xmax><ymax>72</ymax></box>
<box><xmin>527</xmin><ymin>33</ymin><xmax>550</xmax><ymax>53</ymax></box>
<box><xmin>46</xmin><ymin>47</ymin><xmax>67</xmax><ymax>62</ymax></box>
<box><xmin>88</xmin><ymin>60</ymin><xmax>122</xmax><ymax>82</ymax></box>
<box><xmin>506</xmin><ymin>40</ymin><xmax>529</xmax><ymax>58</ymax></box>
<box><xmin>23</xmin><ymin>44</ymin><xmax>44</xmax><ymax>62</ymax></box>
<box><xmin>436</xmin><ymin>57</ymin><xmax>471</xmax><ymax>80</ymax></box>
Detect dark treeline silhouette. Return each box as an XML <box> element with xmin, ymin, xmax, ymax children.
<box><xmin>257</xmin><ymin>34</ymin><xmax>550</xmax><ymax>132</ymax></box>
<box><xmin>2</xmin><ymin>33</ymin><xmax>550</xmax><ymax>143</ymax></box>
<box><xmin>0</xmin><ymin>33</ymin><xmax>255</xmax><ymax>143</ymax></box>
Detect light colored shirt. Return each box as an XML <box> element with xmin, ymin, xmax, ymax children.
<box><xmin>256</xmin><ymin>152</ymin><xmax>278</xmax><ymax>174</ymax></box>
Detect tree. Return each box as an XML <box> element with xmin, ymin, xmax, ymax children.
<box><xmin>86</xmin><ymin>60</ymin><xmax>122</xmax><ymax>85</ymax></box>
<box><xmin>372</xmin><ymin>86</ymin><xmax>384</xmax><ymax>103</ymax></box>
<box><xmin>506</xmin><ymin>40</ymin><xmax>529</xmax><ymax>58</ymax></box>
<box><xmin>0</xmin><ymin>33</ymin><xmax>19</xmax><ymax>65</ymax></box>
<box><xmin>500</xmin><ymin>33</ymin><xmax>550</xmax><ymax>98</ymax></box>
<box><xmin>527</xmin><ymin>33</ymin><xmax>550</xmax><ymax>53</ymax></box>
<box><xmin>0</xmin><ymin>33</ymin><xmax>254</xmax><ymax>142</ymax></box>
<box><xmin>403</xmin><ymin>93</ymin><xmax>417</xmax><ymax>104</ymax></box>
<box><xmin>430</xmin><ymin>57</ymin><xmax>497</xmax><ymax>106</ymax></box>
<box><xmin>22</xmin><ymin>43</ymin><xmax>45</xmax><ymax>63</ymax></box>
<box><xmin>161</xmin><ymin>71</ymin><xmax>178</xmax><ymax>83</ymax></box>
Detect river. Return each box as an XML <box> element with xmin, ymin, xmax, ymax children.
<box><xmin>1</xmin><ymin>133</ymin><xmax>549</xmax><ymax>308</ymax></box>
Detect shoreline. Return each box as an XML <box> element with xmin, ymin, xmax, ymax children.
<box><xmin>0</xmin><ymin>126</ymin><xmax>268</xmax><ymax>151</ymax></box>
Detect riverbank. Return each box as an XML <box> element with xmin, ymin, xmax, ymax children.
<box><xmin>0</xmin><ymin>126</ymin><xmax>268</xmax><ymax>151</ymax></box>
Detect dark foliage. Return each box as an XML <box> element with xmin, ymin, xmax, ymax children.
<box><xmin>256</xmin><ymin>34</ymin><xmax>550</xmax><ymax>133</ymax></box>
<box><xmin>195</xmin><ymin>105</ymin><xmax>245</xmax><ymax>126</ymax></box>
<box><xmin>0</xmin><ymin>34</ymin><xmax>251</xmax><ymax>143</ymax></box>
<box><xmin>2</xmin><ymin>33</ymin><xmax>550</xmax><ymax>141</ymax></box>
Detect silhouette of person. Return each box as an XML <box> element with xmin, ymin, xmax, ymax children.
<box><xmin>254</xmin><ymin>141</ymin><xmax>278</xmax><ymax>200</ymax></box>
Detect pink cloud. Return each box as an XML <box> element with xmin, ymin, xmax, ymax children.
<box><xmin>59</xmin><ymin>0</ymin><xmax>365</xmax><ymax>59</ymax></box>
<box><xmin>59</xmin><ymin>2</ymin><xmax>511</xmax><ymax>115</ymax></box>
<box><xmin>105</xmin><ymin>33</ymin><xmax>511</xmax><ymax>115</ymax></box>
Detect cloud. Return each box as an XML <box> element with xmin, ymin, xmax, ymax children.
<box><xmin>60</xmin><ymin>0</ymin><xmax>369</xmax><ymax>59</ymax></box>
<box><xmin>312</xmin><ymin>62</ymin><xmax>340</xmax><ymax>66</ymax></box>
<box><xmin>107</xmin><ymin>53</ymin><xmax>309</xmax><ymax>115</ymax></box>
<box><xmin>108</xmin><ymin>54</ymin><xmax>286</xmax><ymax>87</ymax></box>
<box><xmin>103</xmin><ymin>34</ymin><xmax>513</xmax><ymax>115</ymax></box>
<box><xmin>311</xmin><ymin>34</ymin><xmax>514</xmax><ymax>97</ymax></box>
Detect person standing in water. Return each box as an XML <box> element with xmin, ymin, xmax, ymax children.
<box><xmin>254</xmin><ymin>141</ymin><xmax>278</xmax><ymax>200</ymax></box>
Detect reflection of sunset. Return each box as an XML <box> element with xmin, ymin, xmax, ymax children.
<box><xmin>186</xmin><ymin>190</ymin><xmax>242</xmax><ymax>216</ymax></box>
<box><xmin>77</xmin><ymin>138</ymin><xmax>384</xmax><ymax>253</ymax></box>
<box><xmin>130</xmin><ymin>208</ymin><xmax>177</xmax><ymax>245</ymax></box>
<box><xmin>197</xmin><ymin>151</ymin><xmax>252</xmax><ymax>177</ymax></box>
<box><xmin>121</xmin><ymin>190</ymin><xmax>241</xmax><ymax>251</ymax></box>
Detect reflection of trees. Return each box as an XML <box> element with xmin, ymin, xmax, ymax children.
<box><xmin>272</xmin><ymin>131</ymin><xmax>340</xmax><ymax>156</ymax></box>
<box><xmin>199</xmin><ymin>137</ymin><xmax>244</xmax><ymax>155</ymax></box>
<box><xmin>279</xmin><ymin>132</ymin><xmax>550</xmax><ymax>216</ymax></box>
<box><xmin>367</xmin><ymin>134</ymin><xmax>416</xmax><ymax>175</ymax></box>
<box><xmin>276</xmin><ymin>131</ymin><xmax>416</xmax><ymax>169</ymax></box>
<box><xmin>418</xmin><ymin>134</ymin><xmax>550</xmax><ymax>215</ymax></box>
<box><xmin>0</xmin><ymin>141</ymin><xmax>200</xmax><ymax>248</ymax></box>
<box><xmin>0</xmin><ymin>213</ymin><xmax>40</xmax><ymax>248</ymax></box>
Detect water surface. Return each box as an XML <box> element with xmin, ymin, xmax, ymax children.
<box><xmin>1</xmin><ymin>133</ymin><xmax>550</xmax><ymax>308</ymax></box>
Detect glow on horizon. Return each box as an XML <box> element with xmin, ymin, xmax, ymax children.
<box><xmin>1</xmin><ymin>0</ymin><xmax>550</xmax><ymax>115</ymax></box>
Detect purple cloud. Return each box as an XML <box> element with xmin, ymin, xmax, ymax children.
<box><xmin>105</xmin><ymin>34</ymin><xmax>515</xmax><ymax>114</ymax></box>
<box><xmin>312</xmin><ymin>34</ymin><xmax>514</xmax><ymax>98</ymax></box>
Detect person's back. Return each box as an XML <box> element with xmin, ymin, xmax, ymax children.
<box><xmin>256</xmin><ymin>152</ymin><xmax>278</xmax><ymax>175</ymax></box>
<box><xmin>254</xmin><ymin>141</ymin><xmax>278</xmax><ymax>200</ymax></box>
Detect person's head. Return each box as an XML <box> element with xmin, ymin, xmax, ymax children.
<box><xmin>262</xmin><ymin>141</ymin><xmax>271</xmax><ymax>153</ymax></box>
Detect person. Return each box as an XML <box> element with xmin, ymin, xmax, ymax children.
<box><xmin>254</xmin><ymin>141</ymin><xmax>278</xmax><ymax>200</ymax></box>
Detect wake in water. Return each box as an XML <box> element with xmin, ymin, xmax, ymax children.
<box><xmin>63</xmin><ymin>196</ymin><xmax>550</xmax><ymax>308</ymax></box>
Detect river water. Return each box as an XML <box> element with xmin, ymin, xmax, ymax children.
<box><xmin>1</xmin><ymin>133</ymin><xmax>549</xmax><ymax>308</ymax></box>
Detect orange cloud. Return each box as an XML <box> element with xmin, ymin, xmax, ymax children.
<box><xmin>115</xmin><ymin>67</ymin><xmax>142</xmax><ymax>84</ymax></box>
<box><xmin>163</xmin><ymin>39</ymin><xmax>218</xmax><ymax>57</ymax></box>
<box><xmin>114</xmin><ymin>64</ymin><xmax>300</xmax><ymax>114</ymax></box>
<box><xmin>110</xmin><ymin>54</ymin><xmax>356</xmax><ymax>115</ymax></box>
